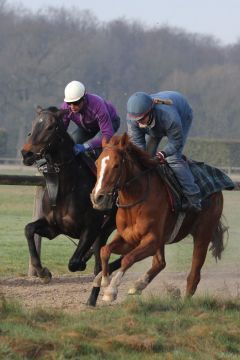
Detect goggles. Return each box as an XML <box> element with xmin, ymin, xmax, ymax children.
<box><xmin>67</xmin><ymin>98</ymin><xmax>84</xmax><ymax>106</ymax></box>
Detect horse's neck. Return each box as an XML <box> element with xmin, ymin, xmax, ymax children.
<box><xmin>121</xmin><ymin>162</ymin><xmax>147</xmax><ymax>197</ymax></box>
<box><xmin>47</xmin><ymin>142</ymin><xmax>71</xmax><ymax>167</ymax></box>
<box><xmin>48</xmin><ymin>146</ymin><xmax>95</xmax><ymax>193</ymax></box>
<box><xmin>120</xmin><ymin>159</ymin><xmax>166</xmax><ymax>198</ymax></box>
<box><xmin>46</xmin><ymin>142</ymin><xmax>77</xmax><ymax>185</ymax></box>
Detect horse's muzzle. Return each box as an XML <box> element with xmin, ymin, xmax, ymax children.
<box><xmin>21</xmin><ymin>149</ymin><xmax>37</xmax><ymax>166</ymax></box>
<box><xmin>90</xmin><ymin>191</ymin><xmax>114</xmax><ymax>211</ymax></box>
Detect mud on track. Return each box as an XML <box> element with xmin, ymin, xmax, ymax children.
<box><xmin>1</xmin><ymin>269</ymin><xmax>240</xmax><ymax>313</ymax></box>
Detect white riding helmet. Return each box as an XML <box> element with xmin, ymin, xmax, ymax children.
<box><xmin>64</xmin><ymin>81</ymin><xmax>86</xmax><ymax>103</ymax></box>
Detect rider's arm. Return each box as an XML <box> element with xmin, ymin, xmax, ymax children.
<box><xmin>162</xmin><ymin>112</ymin><xmax>184</xmax><ymax>157</ymax></box>
<box><xmin>60</xmin><ymin>102</ymin><xmax>71</xmax><ymax>129</ymax></box>
<box><xmin>88</xmin><ymin>100</ymin><xmax>114</xmax><ymax>149</ymax></box>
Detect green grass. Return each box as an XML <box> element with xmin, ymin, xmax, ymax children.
<box><xmin>0</xmin><ymin>185</ymin><xmax>240</xmax><ymax>277</ymax></box>
<box><xmin>0</xmin><ymin>295</ymin><xmax>240</xmax><ymax>359</ymax></box>
<box><xmin>1</xmin><ymin>181</ymin><xmax>240</xmax><ymax>359</ymax></box>
<box><xmin>0</xmin><ymin>185</ymin><xmax>92</xmax><ymax>277</ymax></box>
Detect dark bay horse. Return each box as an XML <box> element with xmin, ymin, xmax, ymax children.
<box><xmin>21</xmin><ymin>107</ymin><xmax>121</xmax><ymax>306</ymax></box>
<box><xmin>91</xmin><ymin>133</ymin><xmax>226</xmax><ymax>302</ymax></box>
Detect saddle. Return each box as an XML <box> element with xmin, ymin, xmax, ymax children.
<box><xmin>156</xmin><ymin>159</ymin><xmax>235</xmax><ymax>213</ymax></box>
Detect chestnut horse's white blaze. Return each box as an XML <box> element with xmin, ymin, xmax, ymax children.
<box><xmin>94</xmin><ymin>155</ymin><xmax>110</xmax><ymax>196</ymax></box>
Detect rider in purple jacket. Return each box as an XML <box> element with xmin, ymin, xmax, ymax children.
<box><xmin>60</xmin><ymin>81</ymin><xmax>120</xmax><ymax>156</ymax></box>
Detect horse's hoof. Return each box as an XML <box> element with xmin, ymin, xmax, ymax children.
<box><xmin>128</xmin><ymin>287</ymin><xmax>142</xmax><ymax>295</ymax></box>
<box><xmin>68</xmin><ymin>260</ymin><xmax>86</xmax><ymax>272</ymax></box>
<box><xmin>39</xmin><ymin>267</ymin><xmax>52</xmax><ymax>284</ymax></box>
<box><xmin>102</xmin><ymin>293</ymin><xmax>117</xmax><ymax>302</ymax></box>
<box><xmin>102</xmin><ymin>287</ymin><xmax>117</xmax><ymax>302</ymax></box>
<box><xmin>86</xmin><ymin>299</ymin><xmax>96</xmax><ymax>307</ymax></box>
<box><xmin>101</xmin><ymin>276</ymin><xmax>110</xmax><ymax>287</ymax></box>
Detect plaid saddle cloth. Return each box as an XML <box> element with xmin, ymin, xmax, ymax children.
<box><xmin>188</xmin><ymin>160</ymin><xmax>235</xmax><ymax>198</ymax></box>
<box><xmin>157</xmin><ymin>160</ymin><xmax>235</xmax><ymax>211</ymax></box>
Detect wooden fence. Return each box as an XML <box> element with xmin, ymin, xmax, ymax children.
<box><xmin>0</xmin><ymin>174</ymin><xmax>240</xmax><ymax>277</ymax></box>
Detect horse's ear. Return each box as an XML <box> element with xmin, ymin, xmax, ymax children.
<box><xmin>36</xmin><ymin>105</ymin><xmax>43</xmax><ymax>114</ymax></box>
<box><xmin>55</xmin><ymin>109</ymin><xmax>68</xmax><ymax>119</ymax></box>
<box><xmin>120</xmin><ymin>132</ymin><xmax>129</xmax><ymax>147</ymax></box>
<box><xmin>102</xmin><ymin>136</ymin><xmax>109</xmax><ymax>148</ymax></box>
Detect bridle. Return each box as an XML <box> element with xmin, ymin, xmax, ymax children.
<box><xmin>29</xmin><ymin>111</ymin><xmax>75</xmax><ymax>216</ymax></box>
<box><xmin>102</xmin><ymin>146</ymin><xmax>152</xmax><ymax>209</ymax></box>
<box><xmin>33</xmin><ymin>112</ymin><xmax>64</xmax><ymax>158</ymax></box>
<box><xmin>32</xmin><ymin>111</ymin><xmax>75</xmax><ymax>169</ymax></box>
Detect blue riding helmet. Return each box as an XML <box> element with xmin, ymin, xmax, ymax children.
<box><xmin>126</xmin><ymin>92</ymin><xmax>153</xmax><ymax>121</ymax></box>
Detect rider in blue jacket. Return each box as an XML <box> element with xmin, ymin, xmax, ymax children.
<box><xmin>126</xmin><ymin>91</ymin><xmax>201</xmax><ymax>212</ymax></box>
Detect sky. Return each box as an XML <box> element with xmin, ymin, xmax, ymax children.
<box><xmin>7</xmin><ymin>0</ymin><xmax>240</xmax><ymax>45</ymax></box>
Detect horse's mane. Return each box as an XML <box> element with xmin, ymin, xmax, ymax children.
<box><xmin>107</xmin><ymin>134</ymin><xmax>159</xmax><ymax>170</ymax></box>
<box><xmin>126</xmin><ymin>141</ymin><xmax>159</xmax><ymax>170</ymax></box>
<box><xmin>45</xmin><ymin>106</ymin><xmax>59</xmax><ymax>113</ymax></box>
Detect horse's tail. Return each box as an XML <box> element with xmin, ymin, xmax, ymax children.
<box><xmin>209</xmin><ymin>216</ymin><xmax>228</xmax><ymax>261</ymax></box>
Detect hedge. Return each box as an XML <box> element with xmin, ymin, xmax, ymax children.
<box><xmin>0</xmin><ymin>128</ymin><xmax>7</xmax><ymax>156</ymax></box>
<box><xmin>185</xmin><ymin>138</ymin><xmax>240</xmax><ymax>167</ymax></box>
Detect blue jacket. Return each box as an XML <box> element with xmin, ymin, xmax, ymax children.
<box><xmin>127</xmin><ymin>91</ymin><xmax>193</xmax><ymax>157</ymax></box>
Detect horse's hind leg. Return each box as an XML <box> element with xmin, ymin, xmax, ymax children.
<box><xmin>186</xmin><ymin>221</ymin><xmax>218</xmax><ymax>297</ymax></box>
<box><xmin>128</xmin><ymin>247</ymin><xmax>166</xmax><ymax>295</ymax></box>
<box><xmin>186</xmin><ymin>194</ymin><xmax>223</xmax><ymax>297</ymax></box>
<box><xmin>186</xmin><ymin>238</ymin><xmax>210</xmax><ymax>297</ymax></box>
<box><xmin>25</xmin><ymin>218</ymin><xmax>59</xmax><ymax>283</ymax></box>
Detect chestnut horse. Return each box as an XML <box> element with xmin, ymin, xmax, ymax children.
<box><xmin>91</xmin><ymin>133</ymin><xmax>226</xmax><ymax>302</ymax></box>
<box><xmin>21</xmin><ymin>107</ymin><xmax>121</xmax><ymax>306</ymax></box>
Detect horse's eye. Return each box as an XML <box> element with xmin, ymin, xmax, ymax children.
<box><xmin>113</xmin><ymin>164</ymin><xmax>119</xmax><ymax>169</ymax></box>
<box><xmin>27</xmin><ymin>132</ymin><xmax>31</xmax><ymax>137</ymax></box>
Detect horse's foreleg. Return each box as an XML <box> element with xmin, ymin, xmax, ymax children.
<box><xmin>100</xmin><ymin>232</ymin><xmax>133</xmax><ymax>287</ymax></box>
<box><xmin>92</xmin><ymin>233</ymin><xmax>132</xmax><ymax>302</ymax></box>
<box><xmin>68</xmin><ymin>213</ymin><xmax>103</xmax><ymax>272</ymax></box>
<box><xmin>86</xmin><ymin>219</ymin><xmax>116</xmax><ymax>307</ymax></box>
<box><xmin>93</xmin><ymin>216</ymin><xmax>116</xmax><ymax>277</ymax></box>
<box><xmin>25</xmin><ymin>218</ymin><xmax>59</xmax><ymax>283</ymax></box>
<box><xmin>103</xmin><ymin>236</ymin><xmax>156</xmax><ymax>302</ymax></box>
<box><xmin>128</xmin><ymin>247</ymin><xmax>166</xmax><ymax>295</ymax></box>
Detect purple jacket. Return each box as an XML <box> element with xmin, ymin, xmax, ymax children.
<box><xmin>60</xmin><ymin>93</ymin><xmax>118</xmax><ymax>148</ymax></box>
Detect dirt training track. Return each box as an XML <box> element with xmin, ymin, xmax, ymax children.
<box><xmin>1</xmin><ymin>268</ymin><xmax>240</xmax><ymax>313</ymax></box>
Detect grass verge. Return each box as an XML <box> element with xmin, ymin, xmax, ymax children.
<box><xmin>0</xmin><ymin>295</ymin><xmax>240</xmax><ymax>360</ymax></box>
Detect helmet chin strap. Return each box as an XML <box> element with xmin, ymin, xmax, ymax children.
<box><xmin>138</xmin><ymin>111</ymin><xmax>155</xmax><ymax>129</ymax></box>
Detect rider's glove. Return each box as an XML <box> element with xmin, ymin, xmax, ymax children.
<box><xmin>156</xmin><ymin>151</ymin><xmax>166</xmax><ymax>163</ymax></box>
<box><xmin>73</xmin><ymin>143</ymin><xmax>90</xmax><ymax>155</ymax></box>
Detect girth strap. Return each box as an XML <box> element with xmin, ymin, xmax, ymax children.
<box><xmin>166</xmin><ymin>212</ymin><xmax>186</xmax><ymax>244</ymax></box>
<box><xmin>37</xmin><ymin>161</ymin><xmax>59</xmax><ymax>208</ymax></box>
<box><xmin>44</xmin><ymin>172</ymin><xmax>59</xmax><ymax>207</ymax></box>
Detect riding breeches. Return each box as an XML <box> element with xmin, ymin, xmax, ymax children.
<box><xmin>166</xmin><ymin>153</ymin><xmax>200</xmax><ymax>197</ymax></box>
